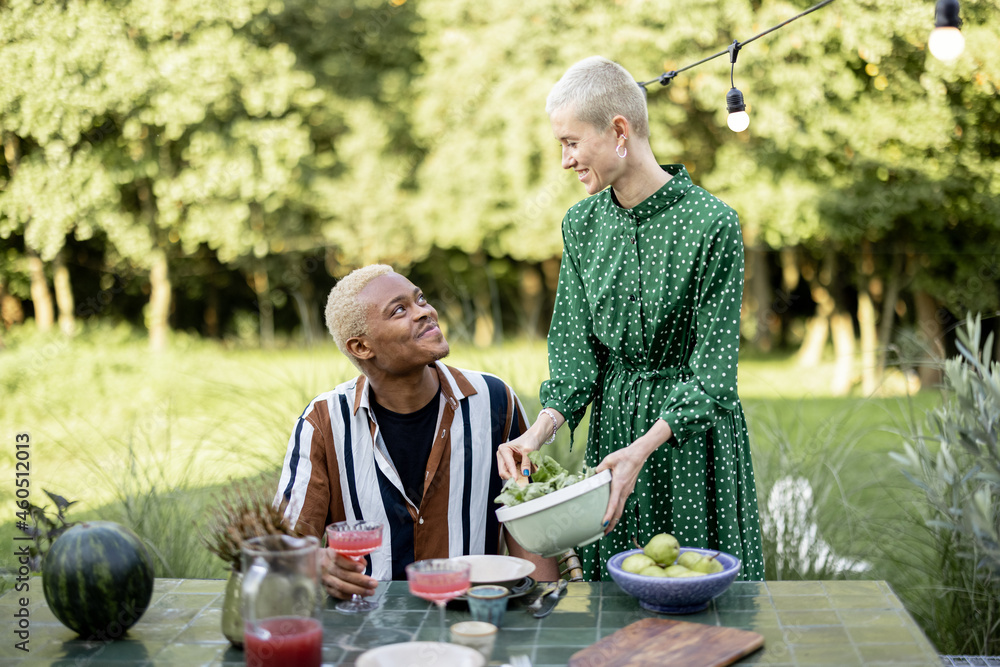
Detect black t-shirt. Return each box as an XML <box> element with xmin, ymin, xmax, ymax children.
<box><xmin>370</xmin><ymin>387</ymin><xmax>441</xmax><ymax>508</ymax></box>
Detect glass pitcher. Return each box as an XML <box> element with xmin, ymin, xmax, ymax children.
<box><xmin>241</xmin><ymin>534</ymin><xmax>323</xmax><ymax>667</ymax></box>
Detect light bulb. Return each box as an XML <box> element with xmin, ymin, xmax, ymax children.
<box><xmin>928</xmin><ymin>26</ymin><xmax>965</xmax><ymax>61</ymax></box>
<box><xmin>930</xmin><ymin>0</ymin><xmax>964</xmax><ymax>62</ymax></box>
<box><xmin>725</xmin><ymin>87</ymin><xmax>750</xmax><ymax>133</ymax></box>
<box><xmin>727</xmin><ymin>111</ymin><xmax>750</xmax><ymax>133</ymax></box>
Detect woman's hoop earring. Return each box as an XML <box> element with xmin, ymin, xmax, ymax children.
<box><xmin>616</xmin><ymin>144</ymin><xmax>627</xmax><ymax>159</ymax></box>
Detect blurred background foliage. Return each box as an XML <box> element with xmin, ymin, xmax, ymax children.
<box><xmin>0</xmin><ymin>0</ymin><xmax>997</xmax><ymax>396</ymax></box>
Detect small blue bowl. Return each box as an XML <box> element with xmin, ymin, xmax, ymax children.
<box><xmin>607</xmin><ymin>547</ymin><xmax>741</xmax><ymax>614</ymax></box>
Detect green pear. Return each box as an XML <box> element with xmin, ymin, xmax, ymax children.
<box><xmin>621</xmin><ymin>553</ymin><xmax>657</xmax><ymax>574</ymax></box>
<box><xmin>643</xmin><ymin>533</ymin><xmax>680</xmax><ymax>566</ymax></box>
<box><xmin>663</xmin><ymin>564</ymin><xmax>692</xmax><ymax>577</ymax></box>
<box><xmin>640</xmin><ymin>565</ymin><xmax>670</xmax><ymax>577</ymax></box>
<box><xmin>676</xmin><ymin>551</ymin><xmax>703</xmax><ymax>570</ymax></box>
<box><xmin>691</xmin><ymin>553</ymin><xmax>725</xmax><ymax>575</ymax></box>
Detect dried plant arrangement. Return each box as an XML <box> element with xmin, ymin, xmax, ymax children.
<box><xmin>199</xmin><ymin>475</ymin><xmax>299</xmax><ymax>572</ymax></box>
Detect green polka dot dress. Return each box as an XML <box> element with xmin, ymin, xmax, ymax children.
<box><xmin>540</xmin><ymin>164</ymin><xmax>765</xmax><ymax>582</ymax></box>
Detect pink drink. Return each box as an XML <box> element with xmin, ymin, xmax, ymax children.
<box><xmin>326</xmin><ymin>521</ymin><xmax>385</xmax><ymax>614</ymax></box>
<box><xmin>408</xmin><ymin>571</ymin><xmax>470</xmax><ymax>603</ymax></box>
<box><xmin>327</xmin><ymin>531</ymin><xmax>382</xmax><ymax>558</ymax></box>
<box><xmin>244</xmin><ymin>616</ymin><xmax>322</xmax><ymax>667</ymax></box>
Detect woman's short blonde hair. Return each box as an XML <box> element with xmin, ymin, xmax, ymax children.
<box><xmin>325</xmin><ymin>264</ymin><xmax>393</xmax><ymax>370</ymax></box>
<box><xmin>546</xmin><ymin>56</ymin><xmax>649</xmax><ymax>139</ymax></box>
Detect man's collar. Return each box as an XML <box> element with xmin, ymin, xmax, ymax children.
<box><xmin>352</xmin><ymin>361</ymin><xmax>478</xmax><ymax>416</ymax></box>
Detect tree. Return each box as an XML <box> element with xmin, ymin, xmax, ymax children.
<box><xmin>702</xmin><ymin>0</ymin><xmax>1000</xmax><ymax>391</ymax></box>
<box><xmin>3</xmin><ymin>0</ymin><xmax>997</xmax><ymax>362</ymax></box>
<box><xmin>1</xmin><ymin>0</ymin><xmax>424</xmax><ymax>347</ymax></box>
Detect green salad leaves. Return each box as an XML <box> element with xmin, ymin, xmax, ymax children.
<box><xmin>494</xmin><ymin>450</ymin><xmax>598</xmax><ymax>507</ymax></box>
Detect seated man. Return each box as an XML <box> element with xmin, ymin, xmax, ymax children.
<box><xmin>276</xmin><ymin>264</ymin><xmax>559</xmax><ymax>599</ymax></box>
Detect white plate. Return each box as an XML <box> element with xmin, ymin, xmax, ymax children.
<box><xmin>452</xmin><ymin>554</ymin><xmax>536</xmax><ymax>586</ymax></box>
<box><xmin>357</xmin><ymin>641</ymin><xmax>485</xmax><ymax>667</ymax></box>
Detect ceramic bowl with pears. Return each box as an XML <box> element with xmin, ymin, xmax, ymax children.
<box><xmin>607</xmin><ymin>535</ymin><xmax>741</xmax><ymax>614</ymax></box>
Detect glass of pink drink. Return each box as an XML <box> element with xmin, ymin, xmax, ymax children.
<box><xmin>326</xmin><ymin>520</ymin><xmax>384</xmax><ymax>613</ymax></box>
<box><xmin>405</xmin><ymin>558</ymin><xmax>472</xmax><ymax>642</ymax></box>
<box><xmin>241</xmin><ymin>534</ymin><xmax>323</xmax><ymax>667</ymax></box>
<box><xmin>244</xmin><ymin>616</ymin><xmax>322</xmax><ymax>667</ymax></box>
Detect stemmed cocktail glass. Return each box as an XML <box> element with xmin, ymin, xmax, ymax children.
<box><xmin>405</xmin><ymin>558</ymin><xmax>472</xmax><ymax>642</ymax></box>
<box><xmin>326</xmin><ymin>520</ymin><xmax>384</xmax><ymax>613</ymax></box>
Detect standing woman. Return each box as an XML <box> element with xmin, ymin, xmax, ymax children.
<box><xmin>498</xmin><ymin>56</ymin><xmax>764</xmax><ymax>581</ymax></box>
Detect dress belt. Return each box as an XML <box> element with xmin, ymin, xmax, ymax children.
<box><xmin>608</xmin><ymin>357</ymin><xmax>691</xmax><ymax>382</ymax></box>
<box><xmin>604</xmin><ymin>356</ymin><xmax>691</xmax><ymax>448</ymax></box>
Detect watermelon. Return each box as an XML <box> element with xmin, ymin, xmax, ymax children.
<box><xmin>42</xmin><ymin>521</ymin><xmax>155</xmax><ymax>639</ymax></box>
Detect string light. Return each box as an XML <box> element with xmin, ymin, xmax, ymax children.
<box><xmin>726</xmin><ymin>91</ymin><xmax>750</xmax><ymax>133</ymax></box>
<box><xmin>637</xmin><ymin>0</ymin><xmax>837</xmax><ymax>134</ymax></box>
<box><xmin>929</xmin><ymin>0</ymin><xmax>964</xmax><ymax>61</ymax></box>
<box><xmin>726</xmin><ymin>41</ymin><xmax>750</xmax><ymax>133</ymax></box>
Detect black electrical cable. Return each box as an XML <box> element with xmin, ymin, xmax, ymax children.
<box><xmin>637</xmin><ymin>0</ymin><xmax>838</xmax><ymax>89</ymax></box>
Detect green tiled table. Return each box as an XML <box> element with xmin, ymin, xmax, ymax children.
<box><xmin>1</xmin><ymin>578</ymin><xmax>941</xmax><ymax>666</ymax></box>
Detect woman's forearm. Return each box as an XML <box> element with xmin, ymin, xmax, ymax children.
<box><xmin>536</xmin><ymin>406</ymin><xmax>567</xmax><ymax>444</ymax></box>
<box><xmin>632</xmin><ymin>418</ymin><xmax>673</xmax><ymax>458</ymax></box>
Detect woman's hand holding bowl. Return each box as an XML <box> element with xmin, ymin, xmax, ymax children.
<box><xmin>596</xmin><ymin>419</ymin><xmax>673</xmax><ymax>534</ymax></box>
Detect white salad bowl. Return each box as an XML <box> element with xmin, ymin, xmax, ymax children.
<box><xmin>495</xmin><ymin>469</ymin><xmax>612</xmax><ymax>558</ymax></box>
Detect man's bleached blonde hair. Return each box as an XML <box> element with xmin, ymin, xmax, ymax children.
<box><xmin>325</xmin><ymin>264</ymin><xmax>394</xmax><ymax>370</ymax></box>
<box><xmin>545</xmin><ymin>56</ymin><xmax>649</xmax><ymax>139</ymax></box>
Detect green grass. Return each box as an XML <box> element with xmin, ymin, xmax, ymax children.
<box><xmin>0</xmin><ymin>327</ymin><xmax>931</xmax><ymax>535</ymax></box>
<box><xmin>2</xmin><ymin>329</ymin><xmax>927</xmax><ymax>517</ymax></box>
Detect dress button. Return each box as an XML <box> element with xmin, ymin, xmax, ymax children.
<box><xmin>418</xmin><ymin>516</ymin><xmax>424</xmax><ymax>525</ymax></box>
<box><xmin>630</xmin><ymin>236</ymin><xmax>636</xmax><ymax>244</ymax></box>
<box><xmin>629</xmin><ymin>294</ymin><xmax>637</xmax><ymax>302</ymax></box>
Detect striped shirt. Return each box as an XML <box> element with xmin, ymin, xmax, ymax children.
<box><xmin>276</xmin><ymin>361</ymin><xmax>528</xmax><ymax>580</ymax></box>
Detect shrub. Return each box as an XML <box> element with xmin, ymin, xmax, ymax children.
<box><xmin>750</xmin><ymin>404</ymin><xmax>875</xmax><ymax>581</ymax></box>
<box><xmin>890</xmin><ymin>313</ymin><xmax>1000</xmax><ymax>655</ymax></box>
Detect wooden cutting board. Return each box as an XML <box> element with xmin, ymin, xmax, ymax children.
<box><xmin>568</xmin><ymin>618</ymin><xmax>764</xmax><ymax>667</ymax></box>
